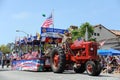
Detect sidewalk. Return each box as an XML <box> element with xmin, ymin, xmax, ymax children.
<box><xmin>0</xmin><ymin>65</ymin><xmax>11</xmax><ymax>71</ymax></box>
<box><xmin>102</xmin><ymin>72</ymin><xmax>120</xmax><ymax>78</ymax></box>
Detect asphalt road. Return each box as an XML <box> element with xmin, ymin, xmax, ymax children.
<box><xmin>0</xmin><ymin>67</ymin><xmax>119</xmax><ymax>80</ymax></box>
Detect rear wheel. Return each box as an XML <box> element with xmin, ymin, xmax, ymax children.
<box><xmin>50</xmin><ymin>47</ymin><xmax>66</xmax><ymax>73</ymax></box>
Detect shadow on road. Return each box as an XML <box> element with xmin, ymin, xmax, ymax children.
<box><xmin>99</xmin><ymin>74</ymin><xmax>112</xmax><ymax>77</ymax></box>
<box><xmin>0</xmin><ymin>69</ymin><xmax>11</xmax><ymax>72</ymax></box>
<box><xmin>0</xmin><ymin>66</ymin><xmax>11</xmax><ymax>72</ymax></box>
<box><xmin>56</xmin><ymin>70</ymin><xmax>114</xmax><ymax>78</ymax></box>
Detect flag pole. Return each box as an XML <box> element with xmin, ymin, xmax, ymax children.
<box><xmin>52</xmin><ymin>9</ymin><xmax>54</xmax><ymax>32</ymax></box>
<box><xmin>85</xmin><ymin>27</ymin><xmax>88</xmax><ymax>41</ymax></box>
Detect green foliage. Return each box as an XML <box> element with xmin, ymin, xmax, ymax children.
<box><xmin>71</xmin><ymin>29</ymin><xmax>81</xmax><ymax>41</ymax></box>
<box><xmin>79</xmin><ymin>22</ymin><xmax>94</xmax><ymax>39</ymax></box>
<box><xmin>0</xmin><ymin>44</ymin><xmax>11</xmax><ymax>53</ymax></box>
<box><xmin>89</xmin><ymin>38</ymin><xmax>96</xmax><ymax>41</ymax></box>
<box><xmin>7</xmin><ymin>43</ymin><xmax>15</xmax><ymax>51</ymax></box>
<box><xmin>69</xmin><ymin>22</ymin><xmax>95</xmax><ymax>41</ymax></box>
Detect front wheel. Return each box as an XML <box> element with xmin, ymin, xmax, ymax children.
<box><xmin>86</xmin><ymin>61</ymin><xmax>98</xmax><ymax>76</ymax></box>
<box><xmin>94</xmin><ymin>61</ymin><xmax>102</xmax><ymax>76</ymax></box>
<box><xmin>50</xmin><ymin>47</ymin><xmax>66</xmax><ymax>73</ymax></box>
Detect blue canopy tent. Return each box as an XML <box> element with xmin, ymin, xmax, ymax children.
<box><xmin>98</xmin><ymin>49</ymin><xmax>120</xmax><ymax>56</ymax></box>
<box><xmin>109</xmin><ymin>49</ymin><xmax>120</xmax><ymax>55</ymax></box>
<box><xmin>97</xmin><ymin>49</ymin><xmax>111</xmax><ymax>56</ymax></box>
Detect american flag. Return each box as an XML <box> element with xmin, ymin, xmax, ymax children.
<box><xmin>99</xmin><ymin>40</ymin><xmax>106</xmax><ymax>47</ymax></box>
<box><xmin>41</xmin><ymin>14</ymin><xmax>53</xmax><ymax>28</ymax></box>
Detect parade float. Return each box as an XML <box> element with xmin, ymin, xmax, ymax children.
<box><xmin>12</xmin><ymin>27</ymin><xmax>68</xmax><ymax>71</ymax></box>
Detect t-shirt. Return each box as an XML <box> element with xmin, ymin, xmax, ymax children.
<box><xmin>2</xmin><ymin>55</ymin><xmax>6</xmax><ymax>60</ymax></box>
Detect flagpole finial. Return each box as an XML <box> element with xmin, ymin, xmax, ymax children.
<box><xmin>42</xmin><ymin>14</ymin><xmax>46</xmax><ymax>17</ymax></box>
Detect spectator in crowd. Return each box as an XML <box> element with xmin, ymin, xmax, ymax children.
<box><xmin>1</xmin><ymin>54</ymin><xmax>6</xmax><ymax>68</ymax></box>
<box><xmin>102</xmin><ymin>63</ymin><xmax>114</xmax><ymax>73</ymax></box>
<box><xmin>6</xmin><ymin>53</ymin><xmax>10</xmax><ymax>68</ymax></box>
<box><xmin>44</xmin><ymin>46</ymin><xmax>52</xmax><ymax>57</ymax></box>
<box><xmin>37</xmin><ymin>49</ymin><xmax>42</xmax><ymax>58</ymax></box>
<box><xmin>0</xmin><ymin>51</ymin><xmax>3</xmax><ymax>65</ymax></box>
<box><xmin>110</xmin><ymin>56</ymin><xmax>119</xmax><ymax>66</ymax></box>
<box><xmin>31</xmin><ymin>50</ymin><xmax>39</xmax><ymax>59</ymax></box>
<box><xmin>27</xmin><ymin>49</ymin><xmax>33</xmax><ymax>59</ymax></box>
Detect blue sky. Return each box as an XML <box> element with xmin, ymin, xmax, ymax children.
<box><xmin>0</xmin><ymin>0</ymin><xmax>120</xmax><ymax>45</ymax></box>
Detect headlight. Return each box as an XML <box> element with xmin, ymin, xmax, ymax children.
<box><xmin>90</xmin><ymin>47</ymin><xmax>94</xmax><ymax>51</ymax></box>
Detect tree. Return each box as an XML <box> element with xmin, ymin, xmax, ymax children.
<box><xmin>71</xmin><ymin>29</ymin><xmax>81</xmax><ymax>41</ymax></box>
<box><xmin>79</xmin><ymin>22</ymin><xmax>94</xmax><ymax>41</ymax></box>
<box><xmin>68</xmin><ymin>26</ymin><xmax>81</xmax><ymax>41</ymax></box>
<box><xmin>0</xmin><ymin>44</ymin><xmax>11</xmax><ymax>53</ymax></box>
<box><xmin>7</xmin><ymin>42</ymin><xmax>15</xmax><ymax>51</ymax></box>
<box><xmin>68</xmin><ymin>22</ymin><xmax>94</xmax><ymax>41</ymax></box>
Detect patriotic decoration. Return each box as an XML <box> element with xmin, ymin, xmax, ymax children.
<box><xmin>36</xmin><ymin>32</ymin><xmax>40</xmax><ymax>40</ymax></box>
<box><xmin>15</xmin><ymin>34</ymin><xmax>41</xmax><ymax>46</ymax></box>
<box><xmin>70</xmin><ymin>39</ymin><xmax>84</xmax><ymax>49</ymax></box>
<box><xmin>15</xmin><ymin>37</ymin><xmax>20</xmax><ymax>46</ymax></box>
<box><xmin>23</xmin><ymin>36</ymin><xmax>28</xmax><ymax>44</ymax></box>
<box><xmin>99</xmin><ymin>40</ymin><xmax>106</xmax><ymax>47</ymax></box>
<box><xmin>41</xmin><ymin>14</ymin><xmax>53</xmax><ymax>28</ymax></box>
<box><xmin>12</xmin><ymin>59</ymin><xmax>44</xmax><ymax>71</ymax></box>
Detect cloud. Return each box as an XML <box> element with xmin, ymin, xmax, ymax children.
<box><xmin>12</xmin><ymin>12</ymin><xmax>30</xmax><ymax>20</ymax></box>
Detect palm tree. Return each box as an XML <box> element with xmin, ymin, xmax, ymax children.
<box><xmin>71</xmin><ymin>29</ymin><xmax>81</xmax><ymax>41</ymax></box>
<box><xmin>79</xmin><ymin>22</ymin><xmax>94</xmax><ymax>41</ymax></box>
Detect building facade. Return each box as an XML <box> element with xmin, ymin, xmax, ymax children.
<box><xmin>93</xmin><ymin>24</ymin><xmax>120</xmax><ymax>50</ymax></box>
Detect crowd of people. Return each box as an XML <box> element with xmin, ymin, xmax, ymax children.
<box><xmin>100</xmin><ymin>55</ymin><xmax>120</xmax><ymax>74</ymax></box>
<box><xmin>0</xmin><ymin>52</ymin><xmax>11</xmax><ymax>68</ymax></box>
<box><xmin>0</xmin><ymin>49</ymin><xmax>42</xmax><ymax>68</ymax></box>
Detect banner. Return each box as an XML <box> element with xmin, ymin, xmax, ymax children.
<box><xmin>41</xmin><ymin>27</ymin><xmax>68</xmax><ymax>34</ymax></box>
<box><xmin>12</xmin><ymin>59</ymin><xmax>44</xmax><ymax>71</ymax></box>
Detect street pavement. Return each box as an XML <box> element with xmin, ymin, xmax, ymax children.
<box><xmin>0</xmin><ymin>66</ymin><xmax>119</xmax><ymax>80</ymax></box>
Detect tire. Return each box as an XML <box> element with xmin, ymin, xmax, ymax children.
<box><xmin>86</xmin><ymin>61</ymin><xmax>97</xmax><ymax>76</ymax></box>
<box><xmin>94</xmin><ymin>61</ymin><xmax>102</xmax><ymax>76</ymax></box>
<box><xmin>74</xmin><ymin>64</ymin><xmax>85</xmax><ymax>73</ymax></box>
<box><xmin>50</xmin><ymin>47</ymin><xmax>66</xmax><ymax>73</ymax></box>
